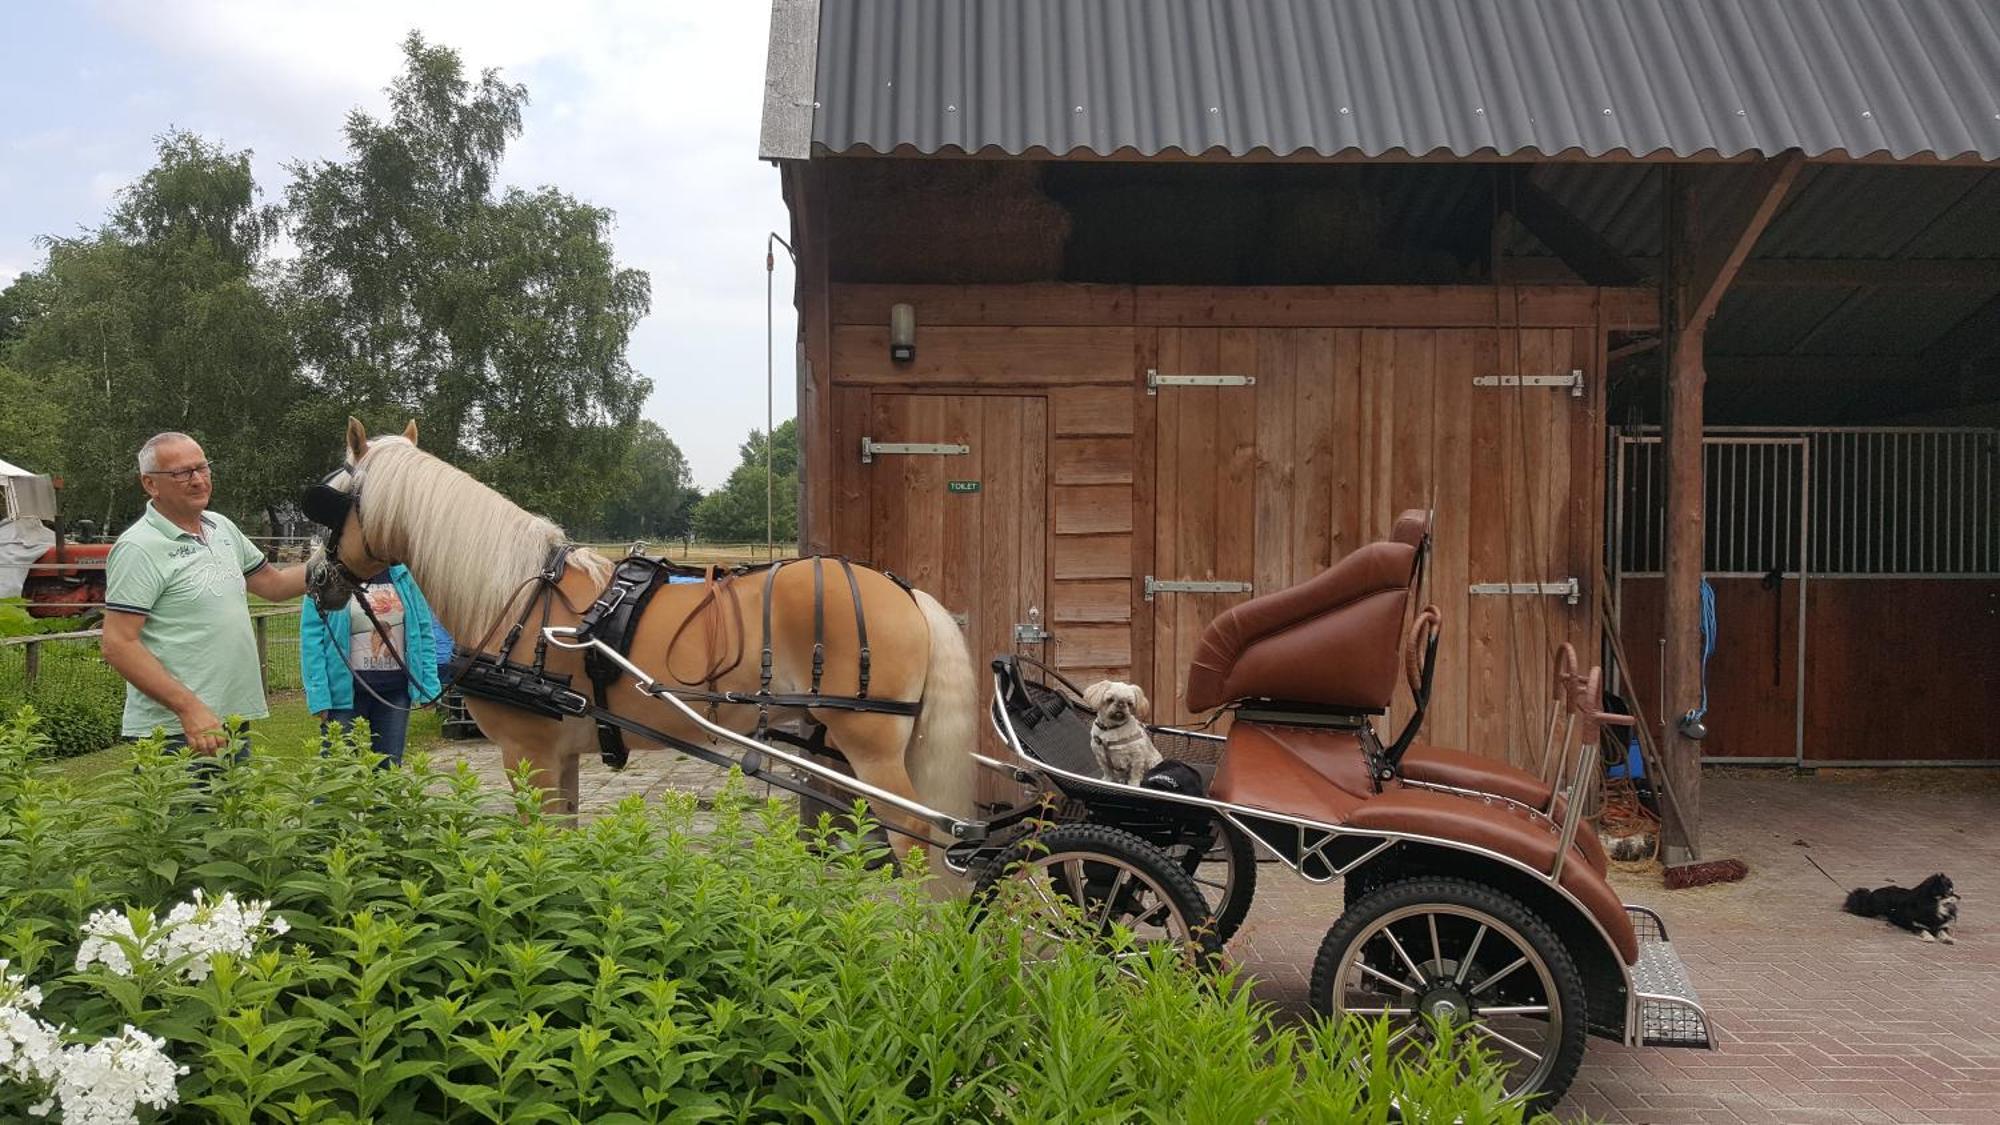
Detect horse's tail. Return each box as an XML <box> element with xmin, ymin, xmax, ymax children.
<box><xmin>905</xmin><ymin>588</ymin><xmax>979</xmax><ymax>821</ymax></box>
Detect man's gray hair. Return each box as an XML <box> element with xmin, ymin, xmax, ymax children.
<box><xmin>137</xmin><ymin>432</ymin><xmax>196</xmax><ymax>474</ymax></box>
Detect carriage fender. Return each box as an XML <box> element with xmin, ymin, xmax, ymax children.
<box><xmin>1343</xmin><ymin>788</ymin><xmax>1639</xmax><ymax>965</ymax></box>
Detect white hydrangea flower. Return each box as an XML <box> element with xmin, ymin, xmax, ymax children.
<box><xmin>5</xmin><ymin>961</ymin><xmax>189</xmax><ymax>1123</ymax></box>
<box><xmin>32</xmin><ymin>1025</ymin><xmax>186</xmax><ymax>1125</ymax></box>
<box><xmin>152</xmin><ymin>890</ymin><xmax>281</xmax><ymax>982</ymax></box>
<box><xmin>74</xmin><ymin>891</ymin><xmax>289</xmax><ymax>982</ymax></box>
<box><xmin>74</xmin><ymin>912</ymin><xmax>142</xmax><ymax>978</ymax></box>
<box><xmin>0</xmin><ymin>960</ymin><xmax>43</xmax><ymax>1013</ymax></box>
<box><xmin>0</xmin><ymin>1005</ymin><xmax>64</xmax><ymax>1085</ymax></box>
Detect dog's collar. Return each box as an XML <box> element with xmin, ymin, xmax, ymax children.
<box><xmin>1094</xmin><ymin>728</ymin><xmax>1150</xmax><ymax>748</ymax></box>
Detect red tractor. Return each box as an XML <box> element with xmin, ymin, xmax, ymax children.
<box><xmin>1</xmin><ymin>458</ymin><xmax>110</xmax><ymax>619</ymax></box>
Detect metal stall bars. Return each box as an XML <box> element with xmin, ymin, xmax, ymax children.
<box><xmin>1613</xmin><ymin>426</ymin><xmax>2000</xmax><ymax>767</ymax></box>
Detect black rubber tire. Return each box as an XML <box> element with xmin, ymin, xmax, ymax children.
<box><xmin>1170</xmin><ymin>817</ymin><xmax>1257</xmax><ymax>945</ymax></box>
<box><xmin>1309</xmin><ymin>876</ymin><xmax>1588</xmax><ymax>1114</ymax></box>
<box><xmin>973</xmin><ymin>822</ymin><xmax>1224</xmax><ymax>963</ymax></box>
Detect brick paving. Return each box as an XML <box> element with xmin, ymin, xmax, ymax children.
<box><xmin>430</xmin><ymin>738</ymin><xmax>2000</xmax><ymax>1125</ymax></box>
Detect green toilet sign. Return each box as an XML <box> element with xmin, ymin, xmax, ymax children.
<box><xmin>947</xmin><ymin>480</ymin><xmax>981</xmax><ymax>494</ymax></box>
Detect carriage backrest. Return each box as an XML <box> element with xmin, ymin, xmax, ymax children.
<box><xmin>1183</xmin><ymin>510</ymin><xmax>1429</xmax><ymax>714</ymax></box>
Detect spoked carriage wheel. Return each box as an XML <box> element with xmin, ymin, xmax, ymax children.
<box><xmin>1165</xmin><ymin>816</ymin><xmax>1257</xmax><ymax>945</ymax></box>
<box><xmin>973</xmin><ymin>823</ymin><xmax>1222</xmax><ymax>969</ymax></box>
<box><xmin>1309</xmin><ymin>877</ymin><xmax>1587</xmax><ymax>1111</ymax></box>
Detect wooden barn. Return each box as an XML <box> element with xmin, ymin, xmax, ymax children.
<box><xmin>759</xmin><ymin>0</ymin><xmax>2000</xmax><ymax>858</ymax></box>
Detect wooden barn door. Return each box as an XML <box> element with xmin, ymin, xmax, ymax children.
<box><xmin>862</xmin><ymin>394</ymin><xmax>1049</xmax><ymax>792</ymax></box>
<box><xmin>1148</xmin><ymin>326</ymin><xmax>1600</xmax><ymax>770</ymax></box>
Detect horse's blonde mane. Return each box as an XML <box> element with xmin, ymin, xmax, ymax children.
<box><xmin>351</xmin><ymin>437</ymin><xmax>611</xmax><ymax>640</ymax></box>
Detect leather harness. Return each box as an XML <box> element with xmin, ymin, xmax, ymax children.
<box><xmin>569</xmin><ymin>553</ymin><xmax>920</xmax><ymax>769</ymax></box>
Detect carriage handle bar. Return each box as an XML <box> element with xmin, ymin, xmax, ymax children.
<box><xmin>540</xmin><ymin>625</ymin><xmax>983</xmax><ymax>845</ymax></box>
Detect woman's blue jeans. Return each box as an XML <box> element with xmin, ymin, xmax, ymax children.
<box><xmin>322</xmin><ymin>671</ymin><xmax>412</xmax><ymax>766</ymax></box>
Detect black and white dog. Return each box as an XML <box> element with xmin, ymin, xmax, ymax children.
<box><xmin>1081</xmin><ymin>680</ymin><xmax>1162</xmax><ymax>786</ymax></box>
<box><xmin>1844</xmin><ymin>873</ymin><xmax>1960</xmax><ymax>943</ymax></box>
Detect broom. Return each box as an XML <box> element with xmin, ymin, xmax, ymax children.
<box><xmin>1595</xmin><ymin>565</ymin><xmax>1748</xmax><ymax>890</ymax></box>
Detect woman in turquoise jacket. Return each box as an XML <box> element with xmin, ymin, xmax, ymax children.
<box><xmin>300</xmin><ymin>564</ymin><xmax>442</xmax><ymax>766</ymax></box>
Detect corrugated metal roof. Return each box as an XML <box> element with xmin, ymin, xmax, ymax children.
<box><xmin>806</xmin><ymin>0</ymin><xmax>2000</xmax><ymax>163</ymax></box>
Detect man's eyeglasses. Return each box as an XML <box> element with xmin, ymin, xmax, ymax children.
<box><xmin>148</xmin><ymin>461</ymin><xmax>216</xmax><ymax>483</ymax></box>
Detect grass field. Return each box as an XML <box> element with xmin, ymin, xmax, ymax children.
<box><xmin>46</xmin><ymin>689</ymin><xmax>449</xmax><ymax>785</ymax></box>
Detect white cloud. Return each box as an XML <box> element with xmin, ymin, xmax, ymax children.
<box><xmin>90</xmin><ymin>0</ymin><xmax>796</xmax><ymax>491</ymax></box>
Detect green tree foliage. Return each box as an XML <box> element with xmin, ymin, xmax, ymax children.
<box><xmin>691</xmin><ymin>419</ymin><xmax>799</xmax><ymax>543</ymax></box>
<box><xmin>593</xmin><ymin>420</ymin><xmax>700</xmax><ymax>541</ymax></box>
<box><xmin>6</xmin><ymin>132</ymin><xmax>309</xmax><ymax>528</ymax></box>
<box><xmin>282</xmin><ymin>32</ymin><xmax>652</xmax><ymax>522</ymax></box>
<box><xmin>0</xmin><ymin>360</ymin><xmax>66</xmax><ymax>483</ymax></box>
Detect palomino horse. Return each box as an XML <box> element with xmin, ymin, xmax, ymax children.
<box><xmin>302</xmin><ymin>420</ymin><xmax>978</xmax><ymax>870</ymax></box>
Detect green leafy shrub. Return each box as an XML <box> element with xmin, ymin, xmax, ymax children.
<box><xmin>0</xmin><ymin>599</ymin><xmax>87</xmax><ymax>639</ymax></box>
<box><xmin>0</xmin><ymin>707</ymin><xmax>1550</xmax><ymax>1123</ymax></box>
<box><xmin>17</xmin><ymin>690</ymin><xmax>123</xmax><ymax>759</ymax></box>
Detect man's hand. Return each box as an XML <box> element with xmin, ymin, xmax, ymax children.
<box><xmin>247</xmin><ymin>563</ymin><xmax>309</xmax><ymax>602</ymax></box>
<box><xmin>176</xmin><ymin>701</ymin><xmax>228</xmax><ymax>754</ymax></box>
<box><xmin>100</xmin><ymin>610</ymin><xmax>213</xmax><ymax>745</ymax></box>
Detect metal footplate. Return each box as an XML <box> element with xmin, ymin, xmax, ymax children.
<box><xmin>1626</xmin><ymin>905</ymin><xmax>1715</xmax><ymax>1049</ymax></box>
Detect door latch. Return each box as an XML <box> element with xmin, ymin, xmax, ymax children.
<box><xmin>1013</xmin><ymin>605</ymin><xmax>1052</xmax><ymax>645</ymax></box>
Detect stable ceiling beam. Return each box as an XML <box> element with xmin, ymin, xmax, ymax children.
<box><xmin>1499</xmin><ymin>169</ymin><xmax>1644</xmax><ymax>286</ymax></box>
<box><xmin>1686</xmin><ymin>156</ymin><xmax>1807</xmax><ymax>329</ymax></box>
<box><xmin>1923</xmin><ymin>291</ymin><xmax>2000</xmax><ymax>365</ymax></box>
<box><xmin>1505</xmin><ymin>256</ymin><xmax>2000</xmax><ymax>288</ymax></box>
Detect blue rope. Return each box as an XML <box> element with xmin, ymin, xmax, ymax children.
<box><xmin>1691</xmin><ymin>578</ymin><xmax>1717</xmax><ymax>722</ymax></box>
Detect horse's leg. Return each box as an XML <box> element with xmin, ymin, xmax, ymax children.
<box><xmin>813</xmin><ymin>711</ymin><xmax>963</xmax><ymax>892</ymax></box>
<box><xmin>471</xmin><ymin>703</ymin><xmax>584</xmax><ymax>821</ymax></box>
<box><xmin>502</xmin><ymin>739</ymin><xmax>582</xmax><ymax>820</ymax></box>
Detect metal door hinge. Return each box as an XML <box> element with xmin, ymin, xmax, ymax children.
<box><xmin>860</xmin><ymin>437</ymin><xmax>970</xmax><ymax>464</ymax></box>
<box><xmin>1147</xmin><ymin>369</ymin><xmax>1256</xmax><ymax>395</ymax></box>
<box><xmin>1144</xmin><ymin>577</ymin><xmax>1255</xmax><ymax>602</ymax></box>
<box><xmin>1469</xmin><ymin>578</ymin><xmax>1582</xmax><ymax>605</ymax></box>
<box><xmin>1473</xmin><ymin>369</ymin><xmax>1584</xmax><ymax>397</ymax></box>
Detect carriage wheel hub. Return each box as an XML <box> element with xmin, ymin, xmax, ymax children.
<box><xmin>1419</xmin><ymin>985</ymin><xmax>1472</xmax><ymax>1024</ymax></box>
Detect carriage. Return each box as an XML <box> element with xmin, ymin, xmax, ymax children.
<box><xmin>306</xmin><ymin>423</ymin><xmax>1711</xmax><ymax>1112</ymax></box>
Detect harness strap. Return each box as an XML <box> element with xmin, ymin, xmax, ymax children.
<box><xmin>578</xmin><ymin>553</ymin><xmax>668</xmax><ymax>769</ymax></box>
<box><xmin>810</xmin><ymin>556</ymin><xmax>826</xmax><ymax>695</ymax></box>
<box><xmin>839</xmin><ymin>558</ymin><xmax>871</xmax><ymax>697</ymax></box>
<box><xmin>757</xmin><ymin>560</ymin><xmax>783</xmax><ymax>737</ymax></box>
<box><xmin>663</xmin><ymin>565</ymin><xmax>746</xmax><ymax>690</ymax></box>
<box><xmin>652</xmin><ymin>685</ymin><xmax>921</xmax><ymax>718</ymax></box>
<box><xmin>495</xmin><ymin>544</ymin><xmax>572</xmax><ymax>667</ymax></box>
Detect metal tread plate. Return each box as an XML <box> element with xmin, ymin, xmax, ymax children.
<box><xmin>1632</xmin><ymin>937</ymin><xmax>1714</xmax><ymax>1049</ymax></box>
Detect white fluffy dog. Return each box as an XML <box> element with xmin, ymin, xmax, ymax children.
<box><xmin>1082</xmin><ymin>680</ymin><xmax>1161</xmax><ymax>785</ymax></box>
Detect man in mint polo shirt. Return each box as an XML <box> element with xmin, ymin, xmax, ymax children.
<box><xmin>100</xmin><ymin>432</ymin><xmax>308</xmax><ymax>755</ymax></box>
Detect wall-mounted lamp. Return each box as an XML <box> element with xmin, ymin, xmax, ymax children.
<box><xmin>890</xmin><ymin>303</ymin><xmax>916</xmax><ymax>363</ymax></box>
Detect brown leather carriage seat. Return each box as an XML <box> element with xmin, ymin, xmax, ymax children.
<box><xmin>1399</xmin><ymin>743</ymin><xmax>1553</xmax><ymax>810</ymax></box>
<box><xmin>1206</xmin><ymin>723</ymin><xmax>1375</xmax><ymax>824</ymax></box>
<box><xmin>1209</xmin><ymin>723</ymin><xmax>1628</xmax><ymax>959</ymax></box>
<box><xmin>1184</xmin><ymin>511</ymin><xmax>1431</xmax><ymax>714</ymax></box>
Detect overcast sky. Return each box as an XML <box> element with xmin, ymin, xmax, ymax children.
<box><xmin>0</xmin><ymin>1</ymin><xmax>797</xmax><ymax>491</ymax></box>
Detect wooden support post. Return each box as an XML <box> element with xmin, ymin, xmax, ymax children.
<box><xmin>1657</xmin><ymin>155</ymin><xmax>1803</xmax><ymax>864</ymax></box>
<box><xmin>23</xmin><ymin>639</ymin><xmax>39</xmax><ymax>690</ymax></box>
<box><xmin>254</xmin><ymin>614</ymin><xmax>269</xmax><ymax>692</ymax></box>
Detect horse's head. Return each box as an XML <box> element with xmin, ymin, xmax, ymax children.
<box><xmin>303</xmin><ymin>416</ymin><xmax>419</xmax><ymax>608</ymax></box>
